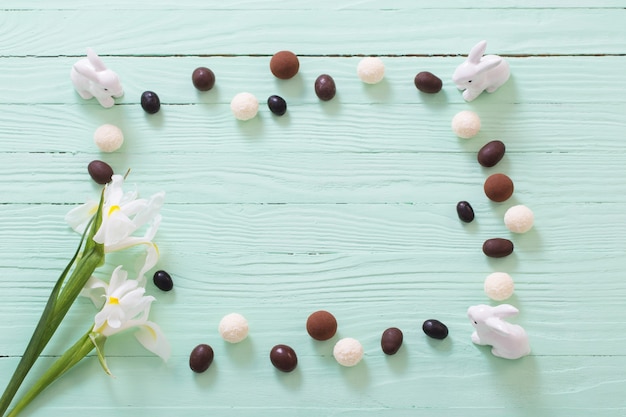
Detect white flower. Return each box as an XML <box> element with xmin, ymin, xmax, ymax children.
<box><xmin>65</xmin><ymin>175</ymin><xmax>165</xmax><ymax>278</ymax></box>
<box><xmin>85</xmin><ymin>266</ymin><xmax>170</xmax><ymax>361</ymax></box>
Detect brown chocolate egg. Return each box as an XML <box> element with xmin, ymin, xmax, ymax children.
<box><xmin>87</xmin><ymin>160</ymin><xmax>114</xmax><ymax>185</ymax></box>
<box><xmin>189</xmin><ymin>344</ymin><xmax>214</xmax><ymax>373</ymax></box>
<box><xmin>192</xmin><ymin>67</ymin><xmax>216</xmax><ymax>91</ymax></box>
<box><xmin>270</xmin><ymin>51</ymin><xmax>300</xmax><ymax>79</ymax></box>
<box><xmin>306</xmin><ymin>310</ymin><xmax>337</xmax><ymax>341</ymax></box>
<box><xmin>314</xmin><ymin>74</ymin><xmax>336</xmax><ymax>101</ymax></box>
<box><xmin>478</xmin><ymin>140</ymin><xmax>506</xmax><ymax>167</ymax></box>
<box><xmin>414</xmin><ymin>71</ymin><xmax>442</xmax><ymax>93</ymax></box>
<box><xmin>270</xmin><ymin>344</ymin><xmax>298</xmax><ymax>372</ymax></box>
<box><xmin>482</xmin><ymin>238</ymin><xmax>514</xmax><ymax>258</ymax></box>
<box><xmin>484</xmin><ymin>173</ymin><xmax>514</xmax><ymax>202</ymax></box>
<box><xmin>381</xmin><ymin>327</ymin><xmax>404</xmax><ymax>355</ymax></box>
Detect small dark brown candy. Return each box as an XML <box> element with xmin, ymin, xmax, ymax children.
<box><xmin>414</xmin><ymin>71</ymin><xmax>442</xmax><ymax>93</ymax></box>
<box><xmin>189</xmin><ymin>344</ymin><xmax>214</xmax><ymax>373</ymax></box>
<box><xmin>306</xmin><ymin>310</ymin><xmax>337</xmax><ymax>341</ymax></box>
<box><xmin>456</xmin><ymin>201</ymin><xmax>475</xmax><ymax>223</ymax></box>
<box><xmin>192</xmin><ymin>67</ymin><xmax>216</xmax><ymax>91</ymax></box>
<box><xmin>314</xmin><ymin>74</ymin><xmax>336</xmax><ymax>101</ymax></box>
<box><xmin>153</xmin><ymin>270</ymin><xmax>173</xmax><ymax>291</ymax></box>
<box><xmin>482</xmin><ymin>238</ymin><xmax>514</xmax><ymax>258</ymax></box>
<box><xmin>422</xmin><ymin>319</ymin><xmax>449</xmax><ymax>340</ymax></box>
<box><xmin>270</xmin><ymin>344</ymin><xmax>298</xmax><ymax>372</ymax></box>
<box><xmin>267</xmin><ymin>95</ymin><xmax>287</xmax><ymax>116</ymax></box>
<box><xmin>484</xmin><ymin>173</ymin><xmax>514</xmax><ymax>202</ymax></box>
<box><xmin>87</xmin><ymin>160</ymin><xmax>114</xmax><ymax>184</ymax></box>
<box><xmin>478</xmin><ymin>140</ymin><xmax>506</xmax><ymax>167</ymax></box>
<box><xmin>141</xmin><ymin>91</ymin><xmax>161</xmax><ymax>114</ymax></box>
<box><xmin>381</xmin><ymin>327</ymin><xmax>403</xmax><ymax>355</ymax></box>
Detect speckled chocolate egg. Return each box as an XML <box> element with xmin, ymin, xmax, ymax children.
<box><xmin>314</xmin><ymin>74</ymin><xmax>336</xmax><ymax>101</ymax></box>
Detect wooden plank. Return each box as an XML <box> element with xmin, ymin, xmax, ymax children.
<box><xmin>1</xmin><ymin>2</ymin><xmax>625</xmax><ymax>417</ymax></box>
<box><xmin>0</xmin><ymin>102</ymin><xmax>624</xmax><ymax>155</ymax></box>
<box><xmin>4</xmin><ymin>1</ymin><xmax>626</xmax><ymax>10</ymax></box>
<box><xmin>0</xmin><ymin>152</ymin><xmax>623</xmax><ymax>204</ymax></box>
<box><xmin>1</xmin><ymin>56</ymin><xmax>625</xmax><ymax>105</ymax></box>
<box><xmin>0</xmin><ymin>9</ymin><xmax>625</xmax><ymax>56</ymax></box>
<box><xmin>1</xmin><ymin>354</ymin><xmax>625</xmax><ymax>416</ymax></box>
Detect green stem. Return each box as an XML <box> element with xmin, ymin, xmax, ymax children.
<box><xmin>5</xmin><ymin>329</ymin><xmax>100</xmax><ymax>417</ymax></box>
<box><xmin>0</xmin><ymin>192</ymin><xmax>105</xmax><ymax>417</ymax></box>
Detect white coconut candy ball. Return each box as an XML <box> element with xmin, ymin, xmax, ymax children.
<box><xmin>333</xmin><ymin>337</ymin><xmax>363</xmax><ymax>367</ymax></box>
<box><xmin>357</xmin><ymin>57</ymin><xmax>385</xmax><ymax>84</ymax></box>
<box><xmin>93</xmin><ymin>124</ymin><xmax>124</xmax><ymax>152</ymax></box>
<box><xmin>218</xmin><ymin>313</ymin><xmax>249</xmax><ymax>343</ymax></box>
<box><xmin>451</xmin><ymin>110</ymin><xmax>481</xmax><ymax>139</ymax></box>
<box><xmin>504</xmin><ymin>204</ymin><xmax>534</xmax><ymax>233</ymax></box>
<box><xmin>484</xmin><ymin>272</ymin><xmax>515</xmax><ymax>301</ymax></box>
<box><xmin>230</xmin><ymin>92</ymin><xmax>259</xmax><ymax>121</ymax></box>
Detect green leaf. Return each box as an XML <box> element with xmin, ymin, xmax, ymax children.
<box><xmin>5</xmin><ymin>329</ymin><xmax>97</xmax><ymax>417</ymax></box>
<box><xmin>0</xmin><ymin>190</ymin><xmax>106</xmax><ymax>417</ymax></box>
<box><xmin>89</xmin><ymin>332</ymin><xmax>112</xmax><ymax>376</ymax></box>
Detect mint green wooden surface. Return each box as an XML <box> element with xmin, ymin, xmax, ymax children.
<box><xmin>1</xmin><ymin>1</ymin><xmax>625</xmax><ymax>416</ymax></box>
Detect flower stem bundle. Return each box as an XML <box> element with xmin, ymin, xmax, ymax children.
<box><xmin>0</xmin><ymin>175</ymin><xmax>168</xmax><ymax>417</ymax></box>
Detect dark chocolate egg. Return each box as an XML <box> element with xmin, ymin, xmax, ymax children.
<box><xmin>314</xmin><ymin>74</ymin><xmax>336</xmax><ymax>101</ymax></box>
<box><xmin>422</xmin><ymin>319</ymin><xmax>449</xmax><ymax>340</ymax></box>
<box><xmin>87</xmin><ymin>160</ymin><xmax>114</xmax><ymax>185</ymax></box>
<box><xmin>478</xmin><ymin>140</ymin><xmax>506</xmax><ymax>167</ymax></box>
<box><xmin>381</xmin><ymin>327</ymin><xmax>404</xmax><ymax>355</ymax></box>
<box><xmin>482</xmin><ymin>238</ymin><xmax>514</xmax><ymax>258</ymax></box>
<box><xmin>414</xmin><ymin>71</ymin><xmax>442</xmax><ymax>93</ymax></box>
<box><xmin>189</xmin><ymin>344</ymin><xmax>214</xmax><ymax>373</ymax></box>
<box><xmin>270</xmin><ymin>344</ymin><xmax>298</xmax><ymax>372</ymax></box>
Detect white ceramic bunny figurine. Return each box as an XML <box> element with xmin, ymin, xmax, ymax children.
<box><xmin>452</xmin><ymin>40</ymin><xmax>510</xmax><ymax>102</ymax></box>
<box><xmin>70</xmin><ymin>48</ymin><xmax>123</xmax><ymax>108</ymax></box>
<box><xmin>467</xmin><ymin>304</ymin><xmax>530</xmax><ymax>360</ymax></box>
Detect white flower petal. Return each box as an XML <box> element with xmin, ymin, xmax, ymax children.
<box><xmin>107</xmin><ymin>266</ymin><xmax>128</xmax><ymax>293</ymax></box>
<box><xmin>65</xmin><ymin>200</ymin><xmax>98</xmax><ymax>233</ymax></box>
<box><xmin>134</xmin><ymin>322</ymin><xmax>170</xmax><ymax>361</ymax></box>
<box><xmin>94</xmin><ymin>211</ymin><xmax>135</xmax><ymax>245</ymax></box>
<box><xmin>131</xmin><ymin>192</ymin><xmax>165</xmax><ymax>226</ymax></box>
<box><xmin>138</xmin><ymin>242</ymin><xmax>159</xmax><ymax>280</ymax></box>
<box><xmin>80</xmin><ymin>276</ymin><xmax>108</xmax><ymax>308</ymax></box>
<box><xmin>118</xmin><ymin>287</ymin><xmax>147</xmax><ymax>309</ymax></box>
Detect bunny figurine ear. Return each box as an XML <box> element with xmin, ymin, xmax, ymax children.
<box><xmin>87</xmin><ymin>48</ymin><xmax>107</xmax><ymax>72</ymax></box>
<box><xmin>467</xmin><ymin>40</ymin><xmax>488</xmax><ymax>64</ymax></box>
<box><xmin>492</xmin><ymin>304</ymin><xmax>519</xmax><ymax>319</ymax></box>
<box><xmin>485</xmin><ymin>317</ymin><xmax>511</xmax><ymax>336</ymax></box>
<box><xmin>477</xmin><ymin>57</ymin><xmax>502</xmax><ymax>75</ymax></box>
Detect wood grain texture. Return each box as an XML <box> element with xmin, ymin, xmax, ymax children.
<box><xmin>0</xmin><ymin>9</ymin><xmax>625</xmax><ymax>55</ymax></box>
<box><xmin>1</xmin><ymin>1</ymin><xmax>625</xmax><ymax>416</ymax></box>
